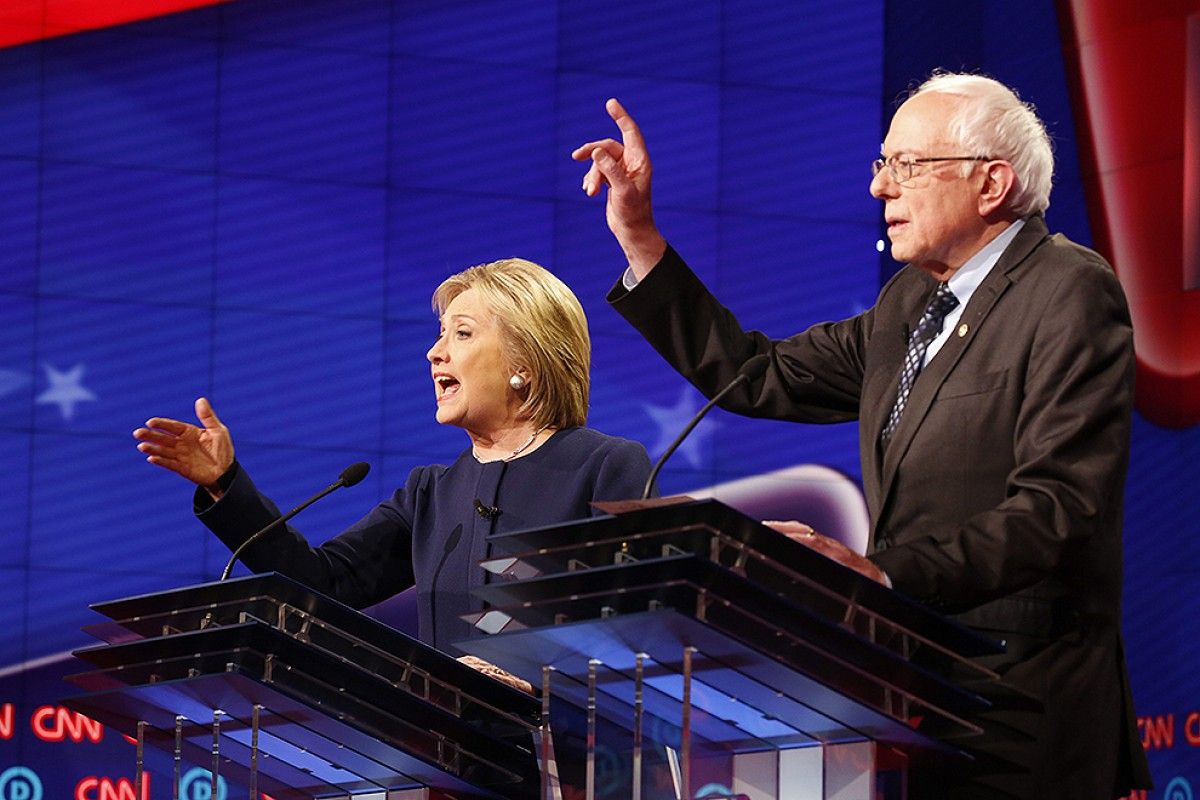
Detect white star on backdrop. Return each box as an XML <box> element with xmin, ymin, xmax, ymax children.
<box><xmin>643</xmin><ymin>387</ymin><xmax>718</xmax><ymax>469</ymax></box>
<box><xmin>36</xmin><ymin>363</ymin><xmax>97</xmax><ymax>421</ymax></box>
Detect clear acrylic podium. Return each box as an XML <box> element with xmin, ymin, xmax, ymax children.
<box><xmin>460</xmin><ymin>498</ymin><xmax>1004</xmax><ymax>800</ymax></box>
<box><xmin>64</xmin><ymin>573</ymin><xmax>544</xmax><ymax>800</ymax></box>
<box><xmin>62</xmin><ymin>499</ymin><xmax>1004</xmax><ymax>800</ymax></box>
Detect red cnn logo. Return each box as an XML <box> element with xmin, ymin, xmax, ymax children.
<box><xmin>0</xmin><ymin>703</ymin><xmax>14</xmax><ymax>740</ymax></box>
<box><xmin>31</xmin><ymin>705</ymin><xmax>104</xmax><ymax>743</ymax></box>
<box><xmin>76</xmin><ymin>775</ymin><xmax>150</xmax><ymax>800</ymax></box>
<box><xmin>1064</xmin><ymin>2</ymin><xmax>1200</xmax><ymax>428</ymax></box>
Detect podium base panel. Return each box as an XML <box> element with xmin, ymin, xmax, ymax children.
<box><xmin>64</xmin><ymin>671</ymin><xmax>527</xmax><ymax>800</ymax></box>
<box><xmin>731</xmin><ymin>742</ymin><xmax>908</xmax><ymax>800</ymax></box>
<box><xmin>460</xmin><ymin>610</ymin><xmax>956</xmax><ymax>754</ymax></box>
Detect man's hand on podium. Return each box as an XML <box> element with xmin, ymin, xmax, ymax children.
<box><xmin>763</xmin><ymin>520</ymin><xmax>888</xmax><ymax>586</ymax></box>
<box><xmin>456</xmin><ymin>654</ymin><xmax>534</xmax><ymax>695</ymax></box>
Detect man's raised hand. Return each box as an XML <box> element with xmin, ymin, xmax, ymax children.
<box><xmin>571</xmin><ymin>98</ymin><xmax>667</xmax><ymax>277</ymax></box>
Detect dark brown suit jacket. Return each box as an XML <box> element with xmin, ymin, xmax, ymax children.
<box><xmin>609</xmin><ymin>217</ymin><xmax>1151</xmax><ymax>798</ymax></box>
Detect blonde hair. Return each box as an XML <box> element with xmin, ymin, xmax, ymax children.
<box><xmin>432</xmin><ymin>258</ymin><xmax>590</xmax><ymax>429</ymax></box>
<box><xmin>913</xmin><ymin>72</ymin><xmax>1055</xmax><ymax>217</ymax></box>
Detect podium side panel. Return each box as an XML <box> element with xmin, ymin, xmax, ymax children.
<box><xmin>779</xmin><ymin>747</ymin><xmax>823</xmax><ymax>800</ymax></box>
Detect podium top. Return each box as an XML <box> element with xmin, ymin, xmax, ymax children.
<box><xmin>484</xmin><ymin>497</ymin><xmax>1001</xmax><ymax>659</ymax></box>
<box><xmin>460</xmin><ymin>498</ymin><xmax>1008</xmax><ymax>758</ymax></box>
<box><xmin>85</xmin><ymin>572</ymin><xmax>541</xmax><ymax>718</ymax></box>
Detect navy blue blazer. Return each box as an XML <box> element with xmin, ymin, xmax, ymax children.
<box><xmin>197</xmin><ymin>426</ymin><xmax>651</xmax><ymax>649</ymax></box>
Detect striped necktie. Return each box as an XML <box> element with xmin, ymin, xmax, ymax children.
<box><xmin>881</xmin><ymin>282</ymin><xmax>959</xmax><ymax>446</ymax></box>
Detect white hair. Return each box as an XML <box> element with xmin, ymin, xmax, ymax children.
<box><xmin>913</xmin><ymin>72</ymin><xmax>1054</xmax><ymax>217</ymax></box>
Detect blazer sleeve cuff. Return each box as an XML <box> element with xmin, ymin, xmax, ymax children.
<box><xmin>606</xmin><ymin>244</ymin><xmax>688</xmax><ymax>304</ymax></box>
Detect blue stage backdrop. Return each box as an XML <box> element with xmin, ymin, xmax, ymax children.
<box><xmin>0</xmin><ymin>1</ymin><xmax>1194</xmax><ymax>799</ymax></box>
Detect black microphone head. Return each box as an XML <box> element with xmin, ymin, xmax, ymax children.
<box><xmin>339</xmin><ymin>461</ymin><xmax>371</xmax><ymax>487</ymax></box>
<box><xmin>738</xmin><ymin>354</ymin><xmax>771</xmax><ymax>381</ymax></box>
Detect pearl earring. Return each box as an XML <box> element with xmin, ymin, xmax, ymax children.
<box><xmin>509</xmin><ymin>374</ymin><xmax>526</xmax><ymax>391</ymax></box>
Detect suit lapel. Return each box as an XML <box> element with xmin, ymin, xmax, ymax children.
<box><xmin>873</xmin><ymin>218</ymin><xmax>1049</xmax><ymax>535</ymax></box>
<box><xmin>860</xmin><ymin>311</ymin><xmax>914</xmax><ymax>515</ymax></box>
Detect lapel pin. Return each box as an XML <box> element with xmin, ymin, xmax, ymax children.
<box><xmin>957</xmin><ymin>323</ymin><xmax>969</xmax><ymax>337</ymax></box>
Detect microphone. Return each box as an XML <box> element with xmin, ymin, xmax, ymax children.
<box><xmin>427</xmin><ymin>523</ymin><xmax>464</xmax><ymax>649</ymax></box>
<box><xmin>641</xmin><ymin>355</ymin><xmax>771</xmax><ymax>499</ymax></box>
<box><xmin>218</xmin><ymin>461</ymin><xmax>371</xmax><ymax>581</ymax></box>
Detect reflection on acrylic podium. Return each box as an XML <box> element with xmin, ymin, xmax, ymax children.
<box><xmin>64</xmin><ymin>573</ymin><xmax>545</xmax><ymax>800</ymax></box>
<box><xmin>464</xmin><ymin>499</ymin><xmax>1004</xmax><ymax>800</ymax></box>
<box><xmin>63</xmin><ymin>499</ymin><xmax>1003</xmax><ymax>800</ymax></box>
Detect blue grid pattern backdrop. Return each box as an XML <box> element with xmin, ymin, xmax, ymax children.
<box><xmin>2</xmin><ymin>1</ymin><xmax>1197</xmax><ymax>796</ymax></box>
<box><xmin>0</xmin><ymin>0</ymin><xmax>883</xmax><ymax>666</ymax></box>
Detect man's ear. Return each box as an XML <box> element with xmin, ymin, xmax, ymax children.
<box><xmin>978</xmin><ymin>160</ymin><xmax>1017</xmax><ymax>217</ymax></box>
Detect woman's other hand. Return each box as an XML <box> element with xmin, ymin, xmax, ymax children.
<box><xmin>456</xmin><ymin>654</ymin><xmax>534</xmax><ymax>695</ymax></box>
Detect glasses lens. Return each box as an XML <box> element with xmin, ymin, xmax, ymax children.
<box><xmin>872</xmin><ymin>157</ymin><xmax>914</xmax><ymax>182</ymax></box>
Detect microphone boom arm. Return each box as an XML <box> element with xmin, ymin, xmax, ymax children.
<box><xmin>218</xmin><ymin>461</ymin><xmax>370</xmax><ymax>581</ymax></box>
<box><xmin>640</xmin><ymin>355</ymin><xmax>769</xmax><ymax>500</ymax></box>
<box><xmin>642</xmin><ymin>375</ymin><xmax>748</xmax><ymax>500</ymax></box>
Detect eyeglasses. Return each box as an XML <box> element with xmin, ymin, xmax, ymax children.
<box><xmin>871</xmin><ymin>155</ymin><xmax>991</xmax><ymax>184</ymax></box>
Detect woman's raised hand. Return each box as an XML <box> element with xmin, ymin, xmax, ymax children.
<box><xmin>133</xmin><ymin>397</ymin><xmax>235</xmax><ymax>497</ymax></box>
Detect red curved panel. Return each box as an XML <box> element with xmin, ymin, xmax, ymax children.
<box><xmin>1062</xmin><ymin>1</ymin><xmax>1200</xmax><ymax>428</ymax></box>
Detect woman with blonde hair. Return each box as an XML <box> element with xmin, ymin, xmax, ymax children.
<box><xmin>133</xmin><ymin>258</ymin><xmax>651</xmax><ymax>650</ymax></box>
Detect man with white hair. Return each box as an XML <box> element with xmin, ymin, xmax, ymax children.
<box><xmin>574</xmin><ymin>73</ymin><xmax>1152</xmax><ymax>798</ymax></box>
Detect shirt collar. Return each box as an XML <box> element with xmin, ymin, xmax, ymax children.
<box><xmin>946</xmin><ymin>217</ymin><xmax>1027</xmax><ymax>303</ymax></box>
